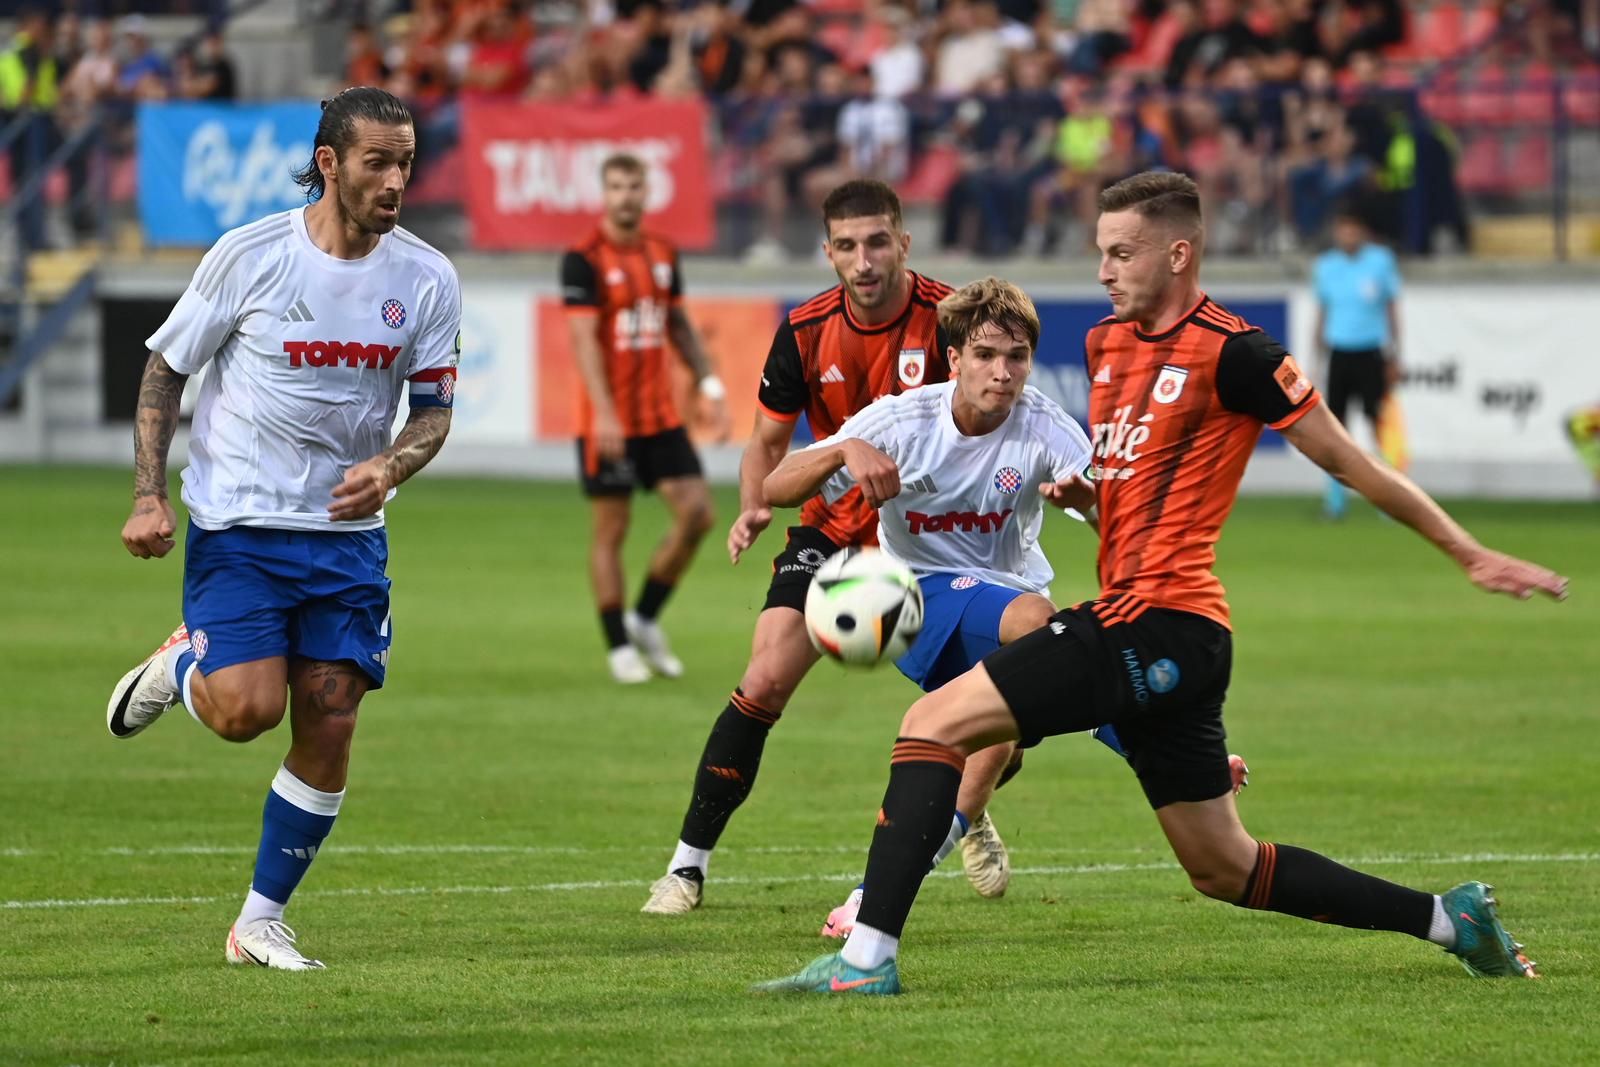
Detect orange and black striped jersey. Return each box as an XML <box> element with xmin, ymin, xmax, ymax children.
<box><xmin>561</xmin><ymin>228</ymin><xmax>684</xmax><ymax>438</ymax></box>
<box><xmin>758</xmin><ymin>271</ymin><xmax>953</xmax><ymax>546</ymax></box>
<box><xmin>1087</xmin><ymin>295</ymin><xmax>1319</xmax><ymax>629</ymax></box>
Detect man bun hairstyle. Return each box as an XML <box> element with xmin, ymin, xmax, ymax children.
<box><xmin>291</xmin><ymin>86</ymin><xmax>414</xmax><ymax>201</ymax></box>
<box><xmin>1097</xmin><ymin>171</ymin><xmax>1203</xmax><ymax>243</ymax></box>
<box><xmin>821</xmin><ymin>179</ymin><xmax>903</xmax><ymax>234</ymax></box>
<box><xmin>938</xmin><ymin>276</ymin><xmax>1041</xmax><ymax>353</ymax></box>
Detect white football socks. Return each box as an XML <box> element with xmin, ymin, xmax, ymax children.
<box><xmin>841</xmin><ymin>923</ymin><xmax>899</xmax><ymax>970</ymax></box>
<box><xmin>1427</xmin><ymin>895</ymin><xmax>1457</xmax><ymax>948</ymax></box>
<box><xmin>237</xmin><ymin>888</ymin><xmax>286</xmax><ymax>927</ymax></box>
<box><xmin>670</xmin><ymin>841</ymin><xmax>711</xmax><ymax>877</ymax></box>
<box><xmin>929</xmin><ymin>811</ymin><xmax>971</xmax><ymax>870</ymax></box>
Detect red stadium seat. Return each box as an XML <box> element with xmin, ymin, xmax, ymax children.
<box><xmin>898</xmin><ymin>143</ymin><xmax>962</xmax><ymax>205</ymax></box>
<box><xmin>1456</xmin><ymin>135</ymin><xmax>1507</xmax><ymax>193</ymax></box>
<box><xmin>1506</xmin><ymin>133</ymin><xmax>1553</xmax><ymax>193</ymax></box>
<box><xmin>1559</xmin><ymin>74</ymin><xmax>1600</xmax><ymax>126</ymax></box>
<box><xmin>1511</xmin><ymin>63</ymin><xmax>1556</xmax><ymax>125</ymax></box>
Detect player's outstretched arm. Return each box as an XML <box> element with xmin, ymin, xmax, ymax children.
<box><xmin>1283</xmin><ymin>403</ymin><xmax>1568</xmax><ymax>601</ymax></box>
<box><xmin>329</xmin><ymin>407</ymin><xmax>452</xmax><ymax>522</ymax></box>
<box><xmin>728</xmin><ymin>411</ymin><xmax>798</xmax><ymax>563</ymax></box>
<box><xmin>667</xmin><ymin>305</ymin><xmax>731</xmax><ymax>442</ymax></box>
<box><xmin>765</xmin><ymin>438</ymin><xmax>899</xmax><ymax>510</ymax></box>
<box><xmin>122</xmin><ymin>351</ymin><xmax>186</xmax><ymax>559</ymax></box>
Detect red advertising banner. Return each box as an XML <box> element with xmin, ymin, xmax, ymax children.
<box><xmin>462</xmin><ymin>99</ymin><xmax>715</xmax><ymax>250</ymax></box>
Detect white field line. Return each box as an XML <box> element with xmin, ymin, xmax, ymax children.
<box><xmin>3</xmin><ymin>851</ymin><xmax>1596</xmax><ymax>912</ymax></box>
<box><xmin>4</xmin><ymin>843</ymin><xmax>1129</xmax><ymax>859</ymax></box>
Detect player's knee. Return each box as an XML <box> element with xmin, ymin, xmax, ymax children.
<box><xmin>302</xmin><ymin>707</ymin><xmax>359</xmax><ymax>753</ymax></box>
<box><xmin>683</xmin><ymin>498</ymin><xmax>715</xmax><ymax>541</ymax></box>
<box><xmin>899</xmin><ymin>692</ymin><xmax>964</xmax><ymax>748</ymax></box>
<box><xmin>737</xmin><ymin>657</ymin><xmax>801</xmax><ymax>713</ymax></box>
<box><xmin>210</xmin><ymin>692</ymin><xmax>287</xmax><ymax>742</ymax></box>
<box><xmin>1183</xmin><ymin>857</ymin><xmax>1252</xmax><ymax>902</ymax></box>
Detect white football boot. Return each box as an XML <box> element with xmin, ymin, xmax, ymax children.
<box><xmin>624</xmin><ymin>611</ymin><xmax>684</xmax><ymax>678</ymax></box>
<box><xmin>608</xmin><ymin>644</ymin><xmax>652</xmax><ymax>685</ymax></box>
<box><xmin>107</xmin><ymin>625</ymin><xmax>190</xmax><ymax>738</ymax></box>
<box><xmin>641</xmin><ymin>871</ymin><xmax>702</xmax><ymax>914</ymax></box>
<box><xmin>960</xmin><ymin>811</ymin><xmax>1011</xmax><ymax>899</ymax></box>
<box><xmin>226</xmin><ymin>919</ymin><xmax>325</xmax><ymax>970</ymax></box>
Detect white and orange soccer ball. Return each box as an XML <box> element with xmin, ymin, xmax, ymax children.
<box><xmin>804</xmin><ymin>548</ymin><xmax>924</xmax><ymax>666</ymax></box>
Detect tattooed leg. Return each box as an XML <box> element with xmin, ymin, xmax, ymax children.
<box><xmin>285</xmin><ymin>659</ymin><xmax>371</xmax><ymax>792</ymax></box>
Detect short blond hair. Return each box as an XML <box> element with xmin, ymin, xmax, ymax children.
<box><xmin>937</xmin><ymin>277</ymin><xmax>1040</xmax><ymax>353</ymax></box>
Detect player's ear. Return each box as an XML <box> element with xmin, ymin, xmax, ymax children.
<box><xmin>1169</xmin><ymin>237</ymin><xmax>1193</xmax><ymax>275</ymax></box>
<box><xmin>316</xmin><ymin>144</ymin><xmax>339</xmax><ymax>185</ymax></box>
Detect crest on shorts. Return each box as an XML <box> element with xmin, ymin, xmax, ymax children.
<box><xmin>381</xmin><ymin>299</ymin><xmax>406</xmax><ymax>329</ymax></box>
<box><xmin>993</xmin><ymin>466</ymin><xmax>1023</xmax><ymax>495</ymax></box>
<box><xmin>1152</xmin><ymin>364</ymin><xmax>1188</xmax><ymax>405</ymax></box>
<box><xmin>192</xmin><ymin>629</ymin><xmax>209</xmax><ymax>662</ymax></box>
<box><xmin>950</xmin><ymin>575</ymin><xmax>980</xmax><ymax>591</ymax></box>
<box><xmin>795</xmin><ymin>548</ymin><xmax>829</xmax><ymax>569</ymax></box>
<box><xmin>1148</xmin><ymin>657</ymin><xmax>1180</xmax><ymax>693</ymax></box>
<box><xmin>898</xmin><ymin>348</ymin><xmax>926</xmax><ymax>387</ymax></box>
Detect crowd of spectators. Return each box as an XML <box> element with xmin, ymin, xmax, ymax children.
<box><xmin>330</xmin><ymin>0</ymin><xmax>1597</xmax><ymax>258</ymax></box>
<box><xmin>2</xmin><ymin>7</ymin><xmax>236</xmax><ymax>245</ymax></box>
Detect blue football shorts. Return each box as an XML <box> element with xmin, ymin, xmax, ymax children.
<box><xmin>182</xmin><ymin>521</ymin><xmax>392</xmax><ymax>687</ymax></box>
<box><xmin>894</xmin><ymin>572</ymin><xmax>1025</xmax><ymax>692</ymax></box>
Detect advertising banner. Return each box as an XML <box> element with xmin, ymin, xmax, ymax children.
<box><xmin>137</xmin><ymin>101</ymin><xmax>319</xmax><ymax>246</ymax></box>
<box><xmin>461</xmin><ymin>99</ymin><xmax>714</xmax><ymax>250</ymax></box>
<box><xmin>1396</xmin><ymin>287</ymin><xmax>1600</xmax><ymax>462</ymax></box>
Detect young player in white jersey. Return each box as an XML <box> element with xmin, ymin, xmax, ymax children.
<box><xmin>106</xmin><ymin>87</ymin><xmax>461</xmax><ymax>971</ymax></box>
<box><xmin>764</xmin><ymin>277</ymin><xmax>1247</xmax><ymax>936</ymax></box>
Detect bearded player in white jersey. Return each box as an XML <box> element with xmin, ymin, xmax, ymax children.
<box><xmin>764</xmin><ymin>277</ymin><xmax>1245</xmax><ymax>936</ymax></box>
<box><xmin>106</xmin><ymin>87</ymin><xmax>461</xmax><ymax>971</ymax></box>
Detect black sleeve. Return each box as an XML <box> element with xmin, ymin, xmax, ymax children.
<box><xmin>756</xmin><ymin>319</ymin><xmax>807</xmax><ymax>417</ymax></box>
<box><xmin>1215</xmin><ymin>329</ymin><xmax>1318</xmax><ymax>426</ymax></box>
<box><xmin>560</xmin><ymin>250</ymin><xmax>600</xmax><ymax>308</ymax></box>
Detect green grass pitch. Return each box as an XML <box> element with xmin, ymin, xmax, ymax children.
<box><xmin>2</xmin><ymin>466</ymin><xmax>1596</xmax><ymax>1065</ymax></box>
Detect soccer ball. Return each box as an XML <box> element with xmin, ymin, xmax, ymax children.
<box><xmin>804</xmin><ymin>548</ymin><xmax>924</xmax><ymax>666</ymax></box>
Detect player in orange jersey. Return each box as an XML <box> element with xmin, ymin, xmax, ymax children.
<box><xmin>563</xmin><ymin>153</ymin><xmax>730</xmax><ymax>684</ymax></box>
<box><xmin>644</xmin><ymin>181</ymin><xmax>1030</xmax><ymax>915</ymax></box>
<box><xmin>755</xmin><ymin>170</ymin><xmax>1568</xmax><ymax>995</ymax></box>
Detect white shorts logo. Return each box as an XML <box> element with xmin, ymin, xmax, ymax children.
<box><xmin>191</xmin><ymin>629</ymin><xmax>209</xmax><ymax>662</ymax></box>
<box><xmin>1153</xmin><ymin>365</ymin><xmax>1189</xmax><ymax>405</ymax></box>
<box><xmin>898</xmin><ymin>348</ymin><xmax>926</xmax><ymax>387</ymax></box>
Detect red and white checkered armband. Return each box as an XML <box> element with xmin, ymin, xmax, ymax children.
<box><xmin>408</xmin><ymin>366</ymin><xmax>456</xmax><ymax>409</ymax></box>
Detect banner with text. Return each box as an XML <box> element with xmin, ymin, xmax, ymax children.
<box><xmin>137</xmin><ymin>101</ymin><xmax>320</xmax><ymax>246</ymax></box>
<box><xmin>462</xmin><ymin>99</ymin><xmax>715</xmax><ymax>251</ymax></box>
<box><xmin>1396</xmin><ymin>286</ymin><xmax>1600</xmax><ymax>462</ymax></box>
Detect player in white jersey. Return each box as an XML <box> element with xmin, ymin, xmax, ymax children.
<box><xmin>105</xmin><ymin>87</ymin><xmax>461</xmax><ymax>970</ymax></box>
<box><xmin>765</xmin><ymin>278</ymin><xmax>1245</xmax><ymax>934</ymax></box>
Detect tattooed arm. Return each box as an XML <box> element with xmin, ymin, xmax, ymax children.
<box><xmin>328</xmin><ymin>406</ymin><xmax>453</xmax><ymax>522</ymax></box>
<box><xmin>121</xmin><ymin>352</ymin><xmax>188</xmax><ymax>559</ymax></box>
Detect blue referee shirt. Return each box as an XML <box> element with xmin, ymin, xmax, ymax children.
<box><xmin>1313</xmin><ymin>243</ymin><xmax>1400</xmax><ymax>351</ymax></box>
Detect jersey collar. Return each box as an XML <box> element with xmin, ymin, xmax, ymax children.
<box><xmin>1132</xmin><ymin>293</ymin><xmax>1209</xmax><ymax>343</ymax></box>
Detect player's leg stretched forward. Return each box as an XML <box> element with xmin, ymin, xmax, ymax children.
<box><xmin>756</xmin><ymin>657</ymin><xmax>1536</xmax><ymax>995</ymax></box>
<box><xmin>109</xmin><ymin>647</ymin><xmax>366</xmax><ymax>970</ymax></box>
<box><xmin>626</xmin><ymin>473</ymin><xmax>715</xmax><ymax>679</ymax></box>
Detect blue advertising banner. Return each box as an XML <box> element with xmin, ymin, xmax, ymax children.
<box><xmin>137</xmin><ymin>101</ymin><xmax>321</xmax><ymax>246</ymax></box>
<box><xmin>782</xmin><ymin>294</ymin><xmax>1289</xmax><ymax>447</ymax></box>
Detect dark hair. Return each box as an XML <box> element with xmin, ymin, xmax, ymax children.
<box><xmin>1097</xmin><ymin>171</ymin><xmax>1202</xmax><ymax>241</ymax></box>
<box><xmin>821</xmin><ymin>179</ymin><xmax>903</xmax><ymax>234</ymax></box>
<box><xmin>291</xmin><ymin>87</ymin><xmax>414</xmax><ymax>201</ymax></box>
<box><xmin>938</xmin><ymin>276</ymin><xmax>1040</xmax><ymax>353</ymax></box>
<box><xmin>601</xmin><ymin>152</ymin><xmax>647</xmax><ymax>179</ymax></box>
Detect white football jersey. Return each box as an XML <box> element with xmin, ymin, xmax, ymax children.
<box><xmin>815</xmin><ymin>381</ymin><xmax>1092</xmax><ymax>591</ymax></box>
<box><xmin>147</xmin><ymin>207</ymin><xmax>462</xmax><ymax>532</ymax></box>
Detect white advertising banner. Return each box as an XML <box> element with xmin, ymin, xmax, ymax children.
<box><xmin>1396</xmin><ymin>286</ymin><xmax>1600</xmax><ymax>462</ymax></box>
<box><xmin>452</xmin><ymin>287</ymin><xmax>534</xmax><ymax>445</ymax></box>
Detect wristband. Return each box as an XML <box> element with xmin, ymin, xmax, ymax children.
<box><xmin>698</xmin><ymin>374</ymin><xmax>726</xmax><ymax>401</ymax></box>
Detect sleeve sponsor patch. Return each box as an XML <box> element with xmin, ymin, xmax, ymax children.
<box><xmin>1275</xmin><ymin>355</ymin><xmax>1313</xmax><ymax>405</ymax></box>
